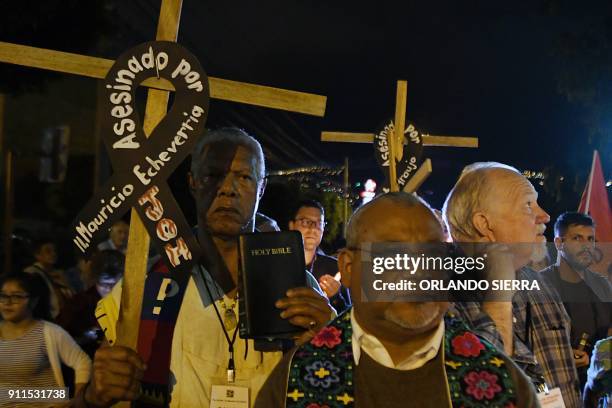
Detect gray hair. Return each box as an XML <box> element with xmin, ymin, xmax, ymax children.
<box><xmin>442</xmin><ymin>162</ymin><xmax>520</xmax><ymax>241</ymax></box>
<box><xmin>346</xmin><ymin>192</ymin><xmax>430</xmax><ymax>247</ymax></box>
<box><xmin>191</xmin><ymin>127</ymin><xmax>266</xmax><ymax>181</ymax></box>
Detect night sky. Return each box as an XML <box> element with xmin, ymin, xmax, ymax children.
<box><xmin>0</xmin><ymin>0</ymin><xmax>610</xmax><ymax>247</ymax></box>
<box><xmin>108</xmin><ymin>1</ymin><xmax>607</xmax><ymax>205</ymax></box>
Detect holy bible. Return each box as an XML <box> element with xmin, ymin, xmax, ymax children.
<box><xmin>238</xmin><ymin>231</ymin><xmax>306</xmax><ymax>339</ymax></box>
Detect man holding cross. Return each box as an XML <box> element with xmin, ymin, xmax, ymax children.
<box><xmin>78</xmin><ymin>128</ymin><xmax>333</xmax><ymax>407</ymax></box>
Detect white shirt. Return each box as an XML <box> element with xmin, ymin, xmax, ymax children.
<box><xmin>350</xmin><ymin>308</ymin><xmax>444</xmax><ymax>370</ymax></box>
<box><xmin>100</xmin><ymin>276</ymin><xmax>283</xmax><ymax>407</ymax></box>
<box><xmin>98</xmin><ymin>266</ymin><xmax>325</xmax><ymax>407</ymax></box>
<box><xmin>23</xmin><ymin>263</ymin><xmax>61</xmax><ymax>318</ymax></box>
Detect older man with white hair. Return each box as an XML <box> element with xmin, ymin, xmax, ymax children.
<box><xmin>444</xmin><ymin>162</ymin><xmax>582</xmax><ymax>408</ymax></box>
<box><xmin>76</xmin><ymin>128</ymin><xmax>333</xmax><ymax>408</ymax></box>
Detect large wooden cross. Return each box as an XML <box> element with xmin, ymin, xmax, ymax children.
<box><xmin>0</xmin><ymin>0</ymin><xmax>326</xmax><ymax>360</ymax></box>
<box><xmin>321</xmin><ymin>80</ymin><xmax>477</xmax><ymax>192</ymax></box>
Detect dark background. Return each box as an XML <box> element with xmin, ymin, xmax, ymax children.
<box><xmin>0</xmin><ymin>0</ymin><xmax>610</xmax><ymax>266</ymax></box>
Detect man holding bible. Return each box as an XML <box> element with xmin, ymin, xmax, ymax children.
<box><xmin>255</xmin><ymin>193</ymin><xmax>537</xmax><ymax>408</ymax></box>
<box><xmin>78</xmin><ymin>128</ymin><xmax>333</xmax><ymax>407</ymax></box>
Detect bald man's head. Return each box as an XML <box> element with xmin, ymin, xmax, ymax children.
<box><xmin>339</xmin><ymin>193</ymin><xmax>449</xmax><ymax>342</ymax></box>
<box><xmin>346</xmin><ymin>192</ymin><xmax>444</xmax><ymax>248</ymax></box>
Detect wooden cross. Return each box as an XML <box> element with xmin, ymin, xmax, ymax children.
<box><xmin>0</xmin><ymin>0</ymin><xmax>326</xmax><ymax>365</ymax></box>
<box><xmin>321</xmin><ymin>80</ymin><xmax>477</xmax><ymax>192</ymax></box>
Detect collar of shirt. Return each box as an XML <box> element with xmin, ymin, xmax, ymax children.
<box><xmin>191</xmin><ymin>265</ymin><xmax>226</xmax><ymax>307</ymax></box>
<box><xmin>350</xmin><ymin>308</ymin><xmax>444</xmax><ymax>370</ymax></box>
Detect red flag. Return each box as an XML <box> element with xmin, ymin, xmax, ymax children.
<box><xmin>578</xmin><ymin>150</ymin><xmax>611</xmax><ymax>242</ymax></box>
<box><xmin>578</xmin><ymin>151</ymin><xmax>612</xmax><ymax>277</ymax></box>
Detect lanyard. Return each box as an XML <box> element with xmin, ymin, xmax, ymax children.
<box><xmin>199</xmin><ymin>265</ymin><xmax>239</xmax><ymax>383</ymax></box>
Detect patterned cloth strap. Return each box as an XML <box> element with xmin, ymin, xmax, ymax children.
<box><xmin>286</xmin><ymin>309</ymin><xmax>518</xmax><ymax>408</ymax></box>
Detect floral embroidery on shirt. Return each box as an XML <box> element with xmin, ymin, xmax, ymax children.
<box><xmin>287</xmin><ymin>310</ymin><xmax>518</xmax><ymax>408</ymax></box>
<box><xmin>464</xmin><ymin>371</ymin><xmax>502</xmax><ymax>400</ymax></box>
<box><xmin>304</xmin><ymin>360</ymin><xmax>341</xmax><ymax>388</ymax></box>
<box><xmin>310</xmin><ymin>326</ymin><xmax>342</xmax><ymax>349</ymax></box>
<box><xmin>451</xmin><ymin>332</ymin><xmax>485</xmax><ymax>357</ymax></box>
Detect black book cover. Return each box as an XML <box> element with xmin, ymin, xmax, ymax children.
<box><xmin>238</xmin><ymin>231</ymin><xmax>306</xmax><ymax>339</ymax></box>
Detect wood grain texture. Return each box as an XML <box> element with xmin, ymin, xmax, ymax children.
<box><xmin>402</xmin><ymin>158</ymin><xmax>432</xmax><ymax>193</ymax></box>
<box><xmin>321</xmin><ymin>132</ymin><xmax>478</xmax><ymax>147</ymax></box>
<box><xmin>115</xmin><ymin>88</ymin><xmax>170</xmax><ymax>351</ymax></box>
<box><xmin>115</xmin><ymin>0</ymin><xmax>178</xmax><ymax>382</ymax></box>
<box><xmin>421</xmin><ymin>135</ymin><xmax>479</xmax><ymax>148</ymax></box>
<box><xmin>393</xmin><ymin>80</ymin><xmax>407</xmax><ymax>162</ymax></box>
<box><xmin>209</xmin><ymin>77</ymin><xmax>326</xmax><ymax>117</ymax></box>
<box><xmin>0</xmin><ymin>42</ymin><xmax>326</xmax><ymax>117</ymax></box>
<box><xmin>114</xmin><ymin>2</ymin><xmax>180</xmax><ymax>406</ymax></box>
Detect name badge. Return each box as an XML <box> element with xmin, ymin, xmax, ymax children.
<box><xmin>537</xmin><ymin>387</ymin><xmax>566</xmax><ymax>408</ymax></box>
<box><xmin>210</xmin><ymin>385</ymin><xmax>249</xmax><ymax>408</ymax></box>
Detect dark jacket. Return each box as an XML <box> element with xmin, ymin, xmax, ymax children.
<box><xmin>308</xmin><ymin>249</ymin><xmax>351</xmax><ymax>314</ymax></box>
<box><xmin>540</xmin><ymin>264</ymin><xmax>612</xmax><ymax>345</ymax></box>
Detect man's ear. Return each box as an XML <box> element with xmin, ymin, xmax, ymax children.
<box><xmin>187</xmin><ymin>172</ymin><xmax>197</xmax><ymax>197</ymax></box>
<box><xmin>338</xmin><ymin>249</ymin><xmax>354</xmax><ymax>288</ymax></box>
<box><xmin>288</xmin><ymin>220</ymin><xmax>295</xmax><ymax>230</ymax></box>
<box><xmin>472</xmin><ymin>211</ymin><xmax>495</xmax><ymax>242</ymax></box>
<box><xmin>258</xmin><ymin>178</ymin><xmax>267</xmax><ymax>200</ymax></box>
<box><xmin>554</xmin><ymin>236</ymin><xmax>563</xmax><ymax>251</ymax></box>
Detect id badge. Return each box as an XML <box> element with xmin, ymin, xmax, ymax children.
<box><xmin>210</xmin><ymin>384</ymin><xmax>249</xmax><ymax>408</ymax></box>
<box><xmin>537</xmin><ymin>387</ymin><xmax>566</xmax><ymax>408</ymax></box>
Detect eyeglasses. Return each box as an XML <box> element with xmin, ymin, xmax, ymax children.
<box><xmin>294</xmin><ymin>218</ymin><xmax>326</xmax><ymax>230</ymax></box>
<box><xmin>0</xmin><ymin>293</ymin><xmax>30</xmax><ymax>304</ymax></box>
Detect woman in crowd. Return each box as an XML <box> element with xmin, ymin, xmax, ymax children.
<box><xmin>0</xmin><ymin>272</ymin><xmax>91</xmax><ymax>407</ymax></box>
<box><xmin>23</xmin><ymin>238</ymin><xmax>74</xmax><ymax>319</ymax></box>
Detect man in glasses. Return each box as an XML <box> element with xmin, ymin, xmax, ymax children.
<box><xmin>289</xmin><ymin>199</ymin><xmax>351</xmax><ymax>313</ymax></box>
<box><xmin>541</xmin><ymin>212</ymin><xmax>612</xmax><ymax>388</ymax></box>
<box><xmin>256</xmin><ymin>192</ymin><xmax>536</xmax><ymax>408</ymax></box>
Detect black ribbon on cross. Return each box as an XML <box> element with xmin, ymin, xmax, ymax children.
<box><xmin>71</xmin><ymin>41</ymin><xmax>208</xmax><ymax>266</ymax></box>
<box><xmin>373</xmin><ymin>119</ymin><xmax>424</xmax><ymax>192</ymax></box>
<box><xmin>70</xmin><ymin>41</ymin><xmax>214</xmax><ymax>406</ymax></box>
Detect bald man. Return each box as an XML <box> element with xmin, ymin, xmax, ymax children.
<box><xmin>256</xmin><ymin>193</ymin><xmax>537</xmax><ymax>408</ymax></box>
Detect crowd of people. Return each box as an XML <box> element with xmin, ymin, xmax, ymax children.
<box><xmin>0</xmin><ymin>231</ymin><xmax>126</xmax><ymax>406</ymax></box>
<box><xmin>0</xmin><ymin>127</ymin><xmax>610</xmax><ymax>407</ymax></box>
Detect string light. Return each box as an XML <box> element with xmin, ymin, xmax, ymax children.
<box><xmin>267</xmin><ymin>166</ymin><xmax>357</xmax><ymax>203</ymax></box>
<box><xmin>522</xmin><ymin>170</ymin><xmax>545</xmax><ymax>180</ymax></box>
<box><xmin>267</xmin><ymin>166</ymin><xmax>344</xmax><ymax>177</ymax></box>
